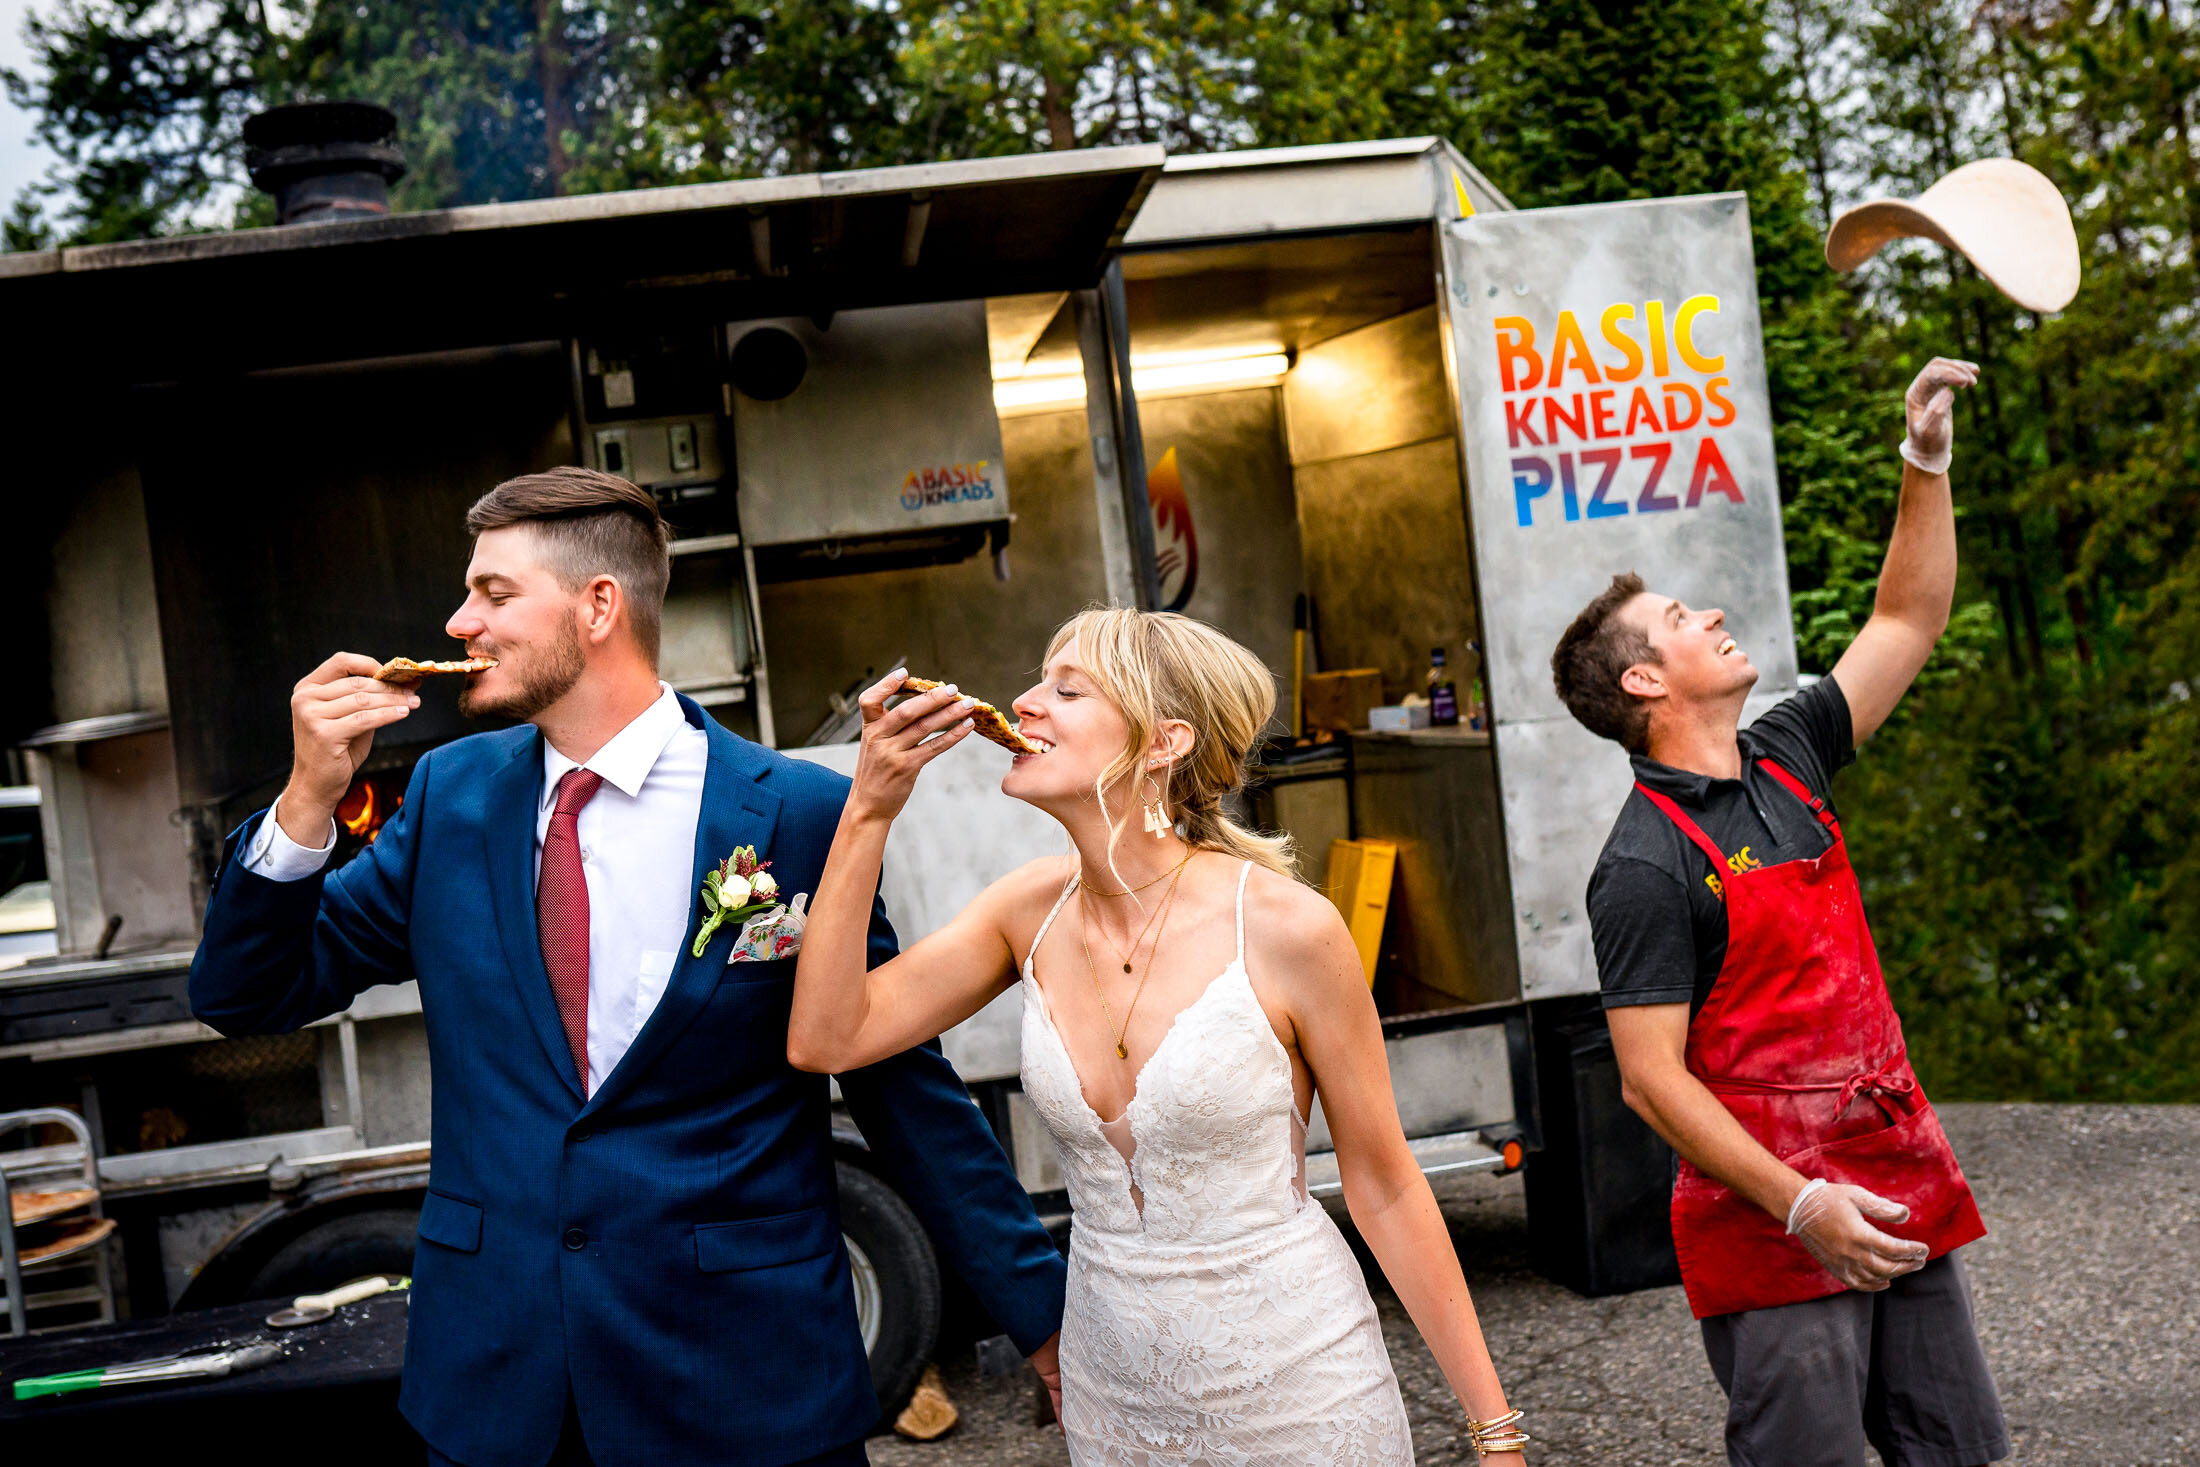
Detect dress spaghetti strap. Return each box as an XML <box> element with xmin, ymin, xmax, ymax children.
<box><xmin>1234</xmin><ymin>859</ymin><xmax>1252</xmax><ymax>967</ymax></box>
<box><xmin>1025</xmin><ymin>872</ymin><xmax>1079</xmax><ymax>976</ymax></box>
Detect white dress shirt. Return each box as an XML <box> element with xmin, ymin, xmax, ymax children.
<box><xmin>245</xmin><ymin>683</ymin><xmax>708</xmax><ymax>1095</ymax></box>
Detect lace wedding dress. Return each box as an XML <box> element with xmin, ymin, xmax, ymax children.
<box><xmin>1020</xmin><ymin>861</ymin><xmax>1416</xmax><ymax>1466</ymax></box>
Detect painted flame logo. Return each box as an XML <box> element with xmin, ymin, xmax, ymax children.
<box><xmin>335</xmin><ymin>776</ymin><xmax>400</xmax><ymax>845</ymax></box>
<box><xmin>1148</xmin><ymin>446</ymin><xmax>1198</xmax><ymax>613</ymax></box>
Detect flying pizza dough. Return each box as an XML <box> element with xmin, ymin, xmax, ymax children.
<box><xmin>1825</xmin><ymin>158</ymin><xmax>2079</xmax><ymax>313</ymax></box>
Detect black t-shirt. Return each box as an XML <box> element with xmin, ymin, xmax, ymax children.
<box><xmin>1587</xmin><ymin>678</ymin><xmax>1856</xmax><ymax>1014</ymax></box>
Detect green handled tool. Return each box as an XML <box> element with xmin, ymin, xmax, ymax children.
<box><xmin>13</xmin><ymin>1341</ymin><xmax>284</xmax><ymax>1401</ymax></box>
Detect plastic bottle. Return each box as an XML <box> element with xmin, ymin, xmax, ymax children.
<box><xmin>1427</xmin><ymin>647</ymin><xmax>1460</xmax><ymax>727</ymax></box>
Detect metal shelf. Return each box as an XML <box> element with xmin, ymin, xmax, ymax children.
<box><xmin>669</xmin><ymin>532</ymin><xmax>744</xmax><ymax>558</ymax></box>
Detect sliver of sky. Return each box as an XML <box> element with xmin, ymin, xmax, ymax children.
<box><xmin>0</xmin><ymin>0</ymin><xmax>53</xmax><ymax>212</ymax></box>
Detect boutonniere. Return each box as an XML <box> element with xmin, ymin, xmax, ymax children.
<box><xmin>690</xmin><ymin>846</ymin><xmax>811</xmax><ymax>962</ymax></box>
<box><xmin>691</xmin><ymin>846</ymin><xmax>779</xmax><ymax>956</ymax></box>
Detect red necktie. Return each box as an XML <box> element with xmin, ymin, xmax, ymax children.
<box><xmin>539</xmin><ymin>768</ymin><xmax>604</xmax><ymax>1091</ymax></box>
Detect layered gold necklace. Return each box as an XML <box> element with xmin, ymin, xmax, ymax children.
<box><xmin>1076</xmin><ymin>855</ymin><xmax>1193</xmax><ymax>1060</ymax></box>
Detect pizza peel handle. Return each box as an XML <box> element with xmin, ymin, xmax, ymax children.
<box><xmin>266</xmin><ymin>1273</ymin><xmax>409</xmax><ymax>1328</ymax></box>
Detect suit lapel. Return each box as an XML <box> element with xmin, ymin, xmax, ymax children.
<box><xmin>580</xmin><ymin>709</ymin><xmax>782</xmax><ymax>1120</ymax></box>
<box><xmin>484</xmin><ymin>729</ymin><xmax>585</xmax><ymax>1103</ymax></box>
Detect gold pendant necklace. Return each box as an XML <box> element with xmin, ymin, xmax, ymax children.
<box><xmin>1079</xmin><ymin>854</ymin><xmax>1187</xmax><ymax>974</ymax></box>
<box><xmin>1078</xmin><ymin>860</ymin><xmax>1190</xmax><ymax>1059</ymax></box>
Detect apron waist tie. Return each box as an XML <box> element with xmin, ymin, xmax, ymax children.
<box><xmin>1703</xmin><ymin>1066</ymin><xmax>1918</xmax><ymax>1123</ymax></box>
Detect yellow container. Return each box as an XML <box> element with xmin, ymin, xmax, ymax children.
<box><xmin>1324</xmin><ymin>838</ymin><xmax>1398</xmax><ymax>985</ymax></box>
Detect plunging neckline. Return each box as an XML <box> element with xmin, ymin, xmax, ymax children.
<box><xmin>1022</xmin><ymin>959</ymin><xmax>1248</xmax><ymax>1129</ymax></box>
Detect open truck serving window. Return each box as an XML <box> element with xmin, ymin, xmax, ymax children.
<box><xmin>2</xmin><ymin>133</ymin><xmax>1791</xmax><ymax>1400</ymax></box>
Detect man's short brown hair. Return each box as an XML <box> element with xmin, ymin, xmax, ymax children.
<box><xmin>466</xmin><ymin>467</ymin><xmax>673</xmax><ymax>662</ymax></box>
<box><xmin>1551</xmin><ymin>572</ymin><xmax>1659</xmax><ymax>754</ymax></box>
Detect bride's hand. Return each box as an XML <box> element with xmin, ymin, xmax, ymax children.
<box><xmin>848</xmin><ymin>670</ymin><xmax>976</xmax><ymax>823</ymax></box>
<box><xmin>1030</xmin><ymin>1331</ymin><xmax>1064</xmax><ymax>1427</ymax></box>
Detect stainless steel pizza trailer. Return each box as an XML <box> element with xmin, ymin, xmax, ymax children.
<box><xmin>792</xmin><ymin>140</ymin><xmax>1803</xmax><ymax>1304</ymax></box>
<box><xmin>0</xmin><ymin>120</ymin><xmax>1799</xmax><ymax>1398</ymax></box>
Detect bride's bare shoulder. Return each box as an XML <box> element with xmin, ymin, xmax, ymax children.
<box><xmin>978</xmin><ymin>854</ymin><xmax>1080</xmax><ymax>940</ymax></box>
<box><xmin>1240</xmin><ymin>864</ymin><xmax>1358</xmax><ymax>977</ymax></box>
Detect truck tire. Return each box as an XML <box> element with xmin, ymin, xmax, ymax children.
<box><xmin>836</xmin><ymin>1160</ymin><xmax>941</xmax><ymax>1418</ymax></box>
<box><xmin>243</xmin><ymin>1204</ymin><xmax>422</xmax><ymax>1301</ymax></box>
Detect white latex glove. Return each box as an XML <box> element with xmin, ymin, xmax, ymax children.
<box><xmin>1898</xmin><ymin>357</ymin><xmax>1980</xmax><ymax>475</ymax></box>
<box><xmin>1786</xmin><ymin>1177</ymin><xmax>1931</xmax><ymax>1291</ymax></box>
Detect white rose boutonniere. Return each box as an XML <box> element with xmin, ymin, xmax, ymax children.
<box><xmin>692</xmin><ymin>846</ymin><xmax>809</xmax><ymax>962</ymax></box>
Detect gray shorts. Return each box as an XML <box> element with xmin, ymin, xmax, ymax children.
<box><xmin>1699</xmin><ymin>1251</ymin><xmax>2010</xmax><ymax>1467</ymax></box>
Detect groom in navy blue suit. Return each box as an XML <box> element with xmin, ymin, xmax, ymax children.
<box><xmin>190</xmin><ymin>468</ymin><xmax>1065</xmax><ymax>1467</ymax></box>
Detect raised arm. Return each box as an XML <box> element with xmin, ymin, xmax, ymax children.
<box><xmin>1270</xmin><ymin>885</ymin><xmax>1522</xmax><ymax>1459</ymax></box>
<box><xmin>190</xmin><ymin>653</ymin><xmax>423</xmax><ymax>1034</ymax></box>
<box><xmin>1830</xmin><ymin>357</ymin><xmax>1978</xmax><ymax>743</ymax></box>
<box><xmin>786</xmin><ymin>671</ymin><xmax>1022</xmax><ymax>1073</ymax></box>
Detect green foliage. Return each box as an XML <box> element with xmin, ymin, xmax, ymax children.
<box><xmin>2</xmin><ymin>0</ymin><xmax>267</xmax><ymax>242</ymax></box>
<box><xmin>1798</xmin><ymin>0</ymin><xmax>2200</xmax><ymax>1100</ymax></box>
<box><xmin>4</xmin><ymin>0</ymin><xmax>2194</xmax><ymax>1096</ymax></box>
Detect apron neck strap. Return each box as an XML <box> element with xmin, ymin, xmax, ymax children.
<box><xmin>1756</xmin><ymin>758</ymin><xmax>1842</xmax><ymax>841</ymax></box>
<box><xmin>1634</xmin><ymin>783</ymin><xmax>1731</xmax><ymax>882</ymax></box>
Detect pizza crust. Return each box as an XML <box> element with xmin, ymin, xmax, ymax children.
<box><xmin>900</xmin><ymin>676</ymin><xmax>1042</xmax><ymax>756</ymax></box>
<box><xmin>374</xmin><ymin>655</ymin><xmax>498</xmax><ymax>687</ymax></box>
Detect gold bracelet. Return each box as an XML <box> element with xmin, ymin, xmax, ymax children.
<box><xmin>1467</xmin><ymin>1407</ymin><xmax>1530</xmax><ymax>1457</ymax></box>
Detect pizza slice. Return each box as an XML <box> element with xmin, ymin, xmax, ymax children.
<box><xmin>900</xmin><ymin>676</ymin><xmax>1043</xmax><ymax>756</ymax></box>
<box><xmin>374</xmin><ymin>655</ymin><xmax>498</xmax><ymax>687</ymax></box>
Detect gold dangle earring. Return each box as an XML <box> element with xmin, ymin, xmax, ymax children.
<box><xmin>1143</xmin><ymin>762</ymin><xmax>1172</xmax><ymax>837</ymax></box>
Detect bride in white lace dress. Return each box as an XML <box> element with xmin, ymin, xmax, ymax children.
<box><xmin>790</xmin><ymin>608</ymin><xmax>1526</xmax><ymax>1465</ymax></box>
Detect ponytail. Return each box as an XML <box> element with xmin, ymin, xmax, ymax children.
<box><xmin>1179</xmin><ymin>788</ymin><xmax>1296</xmax><ymax>878</ymax></box>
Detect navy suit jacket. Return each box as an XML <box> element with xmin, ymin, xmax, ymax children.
<box><xmin>189</xmin><ymin>697</ymin><xmax>1066</xmax><ymax>1467</ymax></box>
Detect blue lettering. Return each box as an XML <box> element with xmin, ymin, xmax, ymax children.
<box><xmin>1512</xmin><ymin>456</ymin><xmax>1554</xmax><ymax>527</ymax></box>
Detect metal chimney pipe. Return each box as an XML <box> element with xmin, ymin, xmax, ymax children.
<box><xmin>244</xmin><ymin>101</ymin><xmax>407</xmax><ymax>226</ymax></box>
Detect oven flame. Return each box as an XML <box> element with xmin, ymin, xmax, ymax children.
<box><xmin>335</xmin><ymin>776</ymin><xmax>400</xmax><ymax>844</ymax></box>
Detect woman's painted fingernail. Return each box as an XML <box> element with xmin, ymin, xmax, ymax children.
<box><xmin>957</xmin><ymin>696</ymin><xmax>977</xmax><ymax>710</ymax></box>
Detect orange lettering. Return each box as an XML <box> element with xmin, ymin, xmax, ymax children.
<box><xmin>1645</xmin><ymin>300</ymin><xmax>1671</xmax><ymax>377</ymax></box>
<box><xmin>1494</xmin><ymin>318</ymin><xmax>1543</xmax><ymax>392</ymax></box>
<box><xmin>1599</xmin><ymin>303</ymin><xmax>1645</xmax><ymax>382</ymax></box>
<box><xmin>1589</xmin><ymin>389</ymin><xmax>1619</xmax><ymax>438</ymax></box>
<box><xmin>1547</xmin><ymin>311</ymin><xmax>1603</xmax><ymax>388</ymax></box>
<box><xmin>1705</xmin><ymin>377</ymin><xmax>1736</xmax><ymax>428</ymax></box>
<box><xmin>1663</xmin><ymin>381</ymin><xmax>1703</xmax><ymax>431</ymax></box>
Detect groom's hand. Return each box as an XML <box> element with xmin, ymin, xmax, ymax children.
<box><xmin>279</xmin><ymin>652</ymin><xmax>418</xmax><ymax>846</ymax></box>
<box><xmin>848</xmin><ymin>669</ymin><xmax>976</xmax><ymax>823</ymax></box>
<box><xmin>1031</xmin><ymin>1331</ymin><xmax>1063</xmax><ymax>1427</ymax></box>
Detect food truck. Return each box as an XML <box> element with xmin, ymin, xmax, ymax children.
<box><xmin>0</xmin><ymin>115</ymin><xmax>1801</xmax><ymax>1411</ymax></box>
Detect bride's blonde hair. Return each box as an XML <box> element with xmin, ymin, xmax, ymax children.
<box><xmin>1045</xmin><ymin>606</ymin><xmax>1296</xmax><ymax>880</ymax></box>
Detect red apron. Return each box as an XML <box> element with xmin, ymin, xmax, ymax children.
<box><xmin>1636</xmin><ymin>757</ymin><xmax>1985</xmax><ymax>1319</ymax></box>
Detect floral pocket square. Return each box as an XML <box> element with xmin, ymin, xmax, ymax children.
<box><xmin>728</xmin><ymin>892</ymin><xmax>808</xmax><ymax>964</ymax></box>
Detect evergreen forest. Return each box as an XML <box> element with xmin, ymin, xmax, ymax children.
<box><xmin>7</xmin><ymin>0</ymin><xmax>2196</xmax><ymax>1099</ymax></box>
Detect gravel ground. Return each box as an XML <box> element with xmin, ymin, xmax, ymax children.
<box><xmin>868</xmin><ymin>1103</ymin><xmax>2198</xmax><ymax>1466</ymax></box>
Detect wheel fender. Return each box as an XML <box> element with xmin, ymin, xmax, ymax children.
<box><xmin>173</xmin><ymin>1166</ymin><xmax>428</xmax><ymax>1310</ymax></box>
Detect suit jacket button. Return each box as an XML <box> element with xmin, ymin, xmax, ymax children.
<box><xmin>571</xmin><ymin>1128</ymin><xmax>594</xmax><ymax>1143</ymax></box>
<box><xmin>563</xmin><ymin>1227</ymin><xmax>588</xmax><ymax>1250</ymax></box>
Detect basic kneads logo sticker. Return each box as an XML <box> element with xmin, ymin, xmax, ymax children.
<box><xmin>900</xmin><ymin>462</ymin><xmax>995</xmax><ymax>511</ymax></box>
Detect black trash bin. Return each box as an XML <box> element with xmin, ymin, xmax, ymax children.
<box><xmin>1524</xmin><ymin>998</ymin><xmax>1682</xmax><ymax>1296</ymax></box>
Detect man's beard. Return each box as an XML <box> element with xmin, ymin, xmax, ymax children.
<box><xmin>458</xmin><ymin>622</ymin><xmax>585</xmax><ymax>722</ymax></box>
